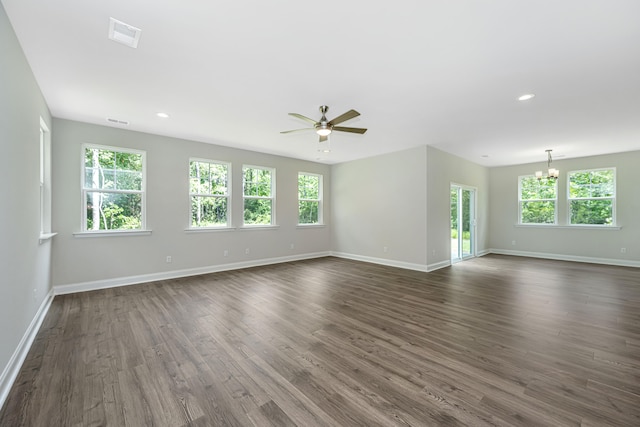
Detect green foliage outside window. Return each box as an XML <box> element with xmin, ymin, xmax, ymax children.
<box><xmin>190</xmin><ymin>161</ymin><xmax>229</xmax><ymax>227</ymax></box>
<box><xmin>569</xmin><ymin>169</ymin><xmax>614</xmax><ymax>225</ymax></box>
<box><xmin>298</xmin><ymin>173</ymin><xmax>320</xmax><ymax>224</ymax></box>
<box><xmin>84</xmin><ymin>147</ymin><xmax>143</xmax><ymax>230</ymax></box>
<box><xmin>519</xmin><ymin>176</ymin><xmax>556</xmax><ymax>224</ymax></box>
<box><xmin>243</xmin><ymin>167</ymin><xmax>273</xmax><ymax>225</ymax></box>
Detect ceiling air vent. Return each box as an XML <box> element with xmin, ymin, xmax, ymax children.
<box><xmin>106</xmin><ymin>117</ymin><xmax>130</xmax><ymax>126</ymax></box>
<box><xmin>108</xmin><ymin>18</ymin><xmax>142</xmax><ymax>48</ymax></box>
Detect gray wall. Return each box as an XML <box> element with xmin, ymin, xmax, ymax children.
<box><xmin>51</xmin><ymin>119</ymin><xmax>331</xmax><ymax>288</ymax></box>
<box><xmin>0</xmin><ymin>2</ymin><xmax>52</xmax><ymax>395</ymax></box>
<box><xmin>331</xmin><ymin>146</ymin><xmax>429</xmax><ymax>268</ymax></box>
<box><xmin>489</xmin><ymin>151</ymin><xmax>640</xmax><ymax>264</ymax></box>
<box><xmin>331</xmin><ymin>145</ymin><xmax>490</xmax><ymax>270</ymax></box>
<box><xmin>426</xmin><ymin>146</ymin><xmax>490</xmax><ymax>265</ymax></box>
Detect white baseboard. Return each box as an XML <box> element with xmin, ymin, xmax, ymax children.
<box><xmin>330</xmin><ymin>252</ymin><xmax>437</xmax><ymax>272</ymax></box>
<box><xmin>0</xmin><ymin>289</ymin><xmax>54</xmax><ymax>411</ymax></box>
<box><xmin>489</xmin><ymin>248</ymin><xmax>640</xmax><ymax>268</ymax></box>
<box><xmin>54</xmin><ymin>251</ymin><xmax>331</xmax><ymax>295</ymax></box>
<box><xmin>427</xmin><ymin>259</ymin><xmax>452</xmax><ymax>271</ymax></box>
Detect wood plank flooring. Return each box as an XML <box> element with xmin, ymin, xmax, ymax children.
<box><xmin>1</xmin><ymin>255</ymin><xmax>639</xmax><ymax>426</ymax></box>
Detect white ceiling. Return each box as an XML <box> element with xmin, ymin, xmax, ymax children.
<box><xmin>4</xmin><ymin>0</ymin><xmax>640</xmax><ymax>166</ymax></box>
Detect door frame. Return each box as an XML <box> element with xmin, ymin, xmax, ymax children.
<box><xmin>450</xmin><ymin>183</ymin><xmax>477</xmax><ymax>263</ymax></box>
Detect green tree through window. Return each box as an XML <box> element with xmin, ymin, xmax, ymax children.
<box><xmin>189</xmin><ymin>160</ymin><xmax>229</xmax><ymax>227</ymax></box>
<box><xmin>83</xmin><ymin>145</ymin><xmax>144</xmax><ymax>231</ymax></box>
<box><xmin>298</xmin><ymin>173</ymin><xmax>322</xmax><ymax>224</ymax></box>
<box><xmin>243</xmin><ymin>166</ymin><xmax>274</xmax><ymax>225</ymax></box>
<box><xmin>569</xmin><ymin>168</ymin><xmax>615</xmax><ymax>225</ymax></box>
<box><xmin>519</xmin><ymin>175</ymin><xmax>556</xmax><ymax>224</ymax></box>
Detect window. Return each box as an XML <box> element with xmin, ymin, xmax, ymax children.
<box><xmin>243</xmin><ymin>166</ymin><xmax>275</xmax><ymax>225</ymax></box>
<box><xmin>568</xmin><ymin>168</ymin><xmax>615</xmax><ymax>225</ymax></box>
<box><xmin>82</xmin><ymin>144</ymin><xmax>145</xmax><ymax>231</ymax></box>
<box><xmin>298</xmin><ymin>172</ymin><xmax>322</xmax><ymax>224</ymax></box>
<box><xmin>519</xmin><ymin>175</ymin><xmax>557</xmax><ymax>224</ymax></box>
<box><xmin>39</xmin><ymin>118</ymin><xmax>52</xmax><ymax>235</ymax></box>
<box><xmin>189</xmin><ymin>159</ymin><xmax>230</xmax><ymax>227</ymax></box>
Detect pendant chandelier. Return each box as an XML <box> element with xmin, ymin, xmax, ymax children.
<box><xmin>535</xmin><ymin>149</ymin><xmax>559</xmax><ymax>180</ymax></box>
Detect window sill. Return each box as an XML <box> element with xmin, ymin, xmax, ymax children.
<box><xmin>296</xmin><ymin>224</ymin><xmax>326</xmax><ymax>229</ymax></box>
<box><xmin>39</xmin><ymin>232</ymin><xmax>58</xmax><ymax>244</ymax></box>
<box><xmin>516</xmin><ymin>224</ymin><xmax>621</xmax><ymax>230</ymax></box>
<box><xmin>73</xmin><ymin>230</ymin><xmax>152</xmax><ymax>238</ymax></box>
<box><xmin>185</xmin><ymin>226</ymin><xmax>236</xmax><ymax>233</ymax></box>
<box><xmin>239</xmin><ymin>225</ymin><xmax>280</xmax><ymax>231</ymax></box>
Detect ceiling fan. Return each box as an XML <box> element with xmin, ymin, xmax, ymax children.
<box><xmin>281</xmin><ymin>105</ymin><xmax>367</xmax><ymax>142</ymax></box>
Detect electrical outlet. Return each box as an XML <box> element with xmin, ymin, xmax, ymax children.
<box><xmin>245</xmin><ymin>248</ymin><xmax>250</xmax><ymax>255</ymax></box>
<box><xmin>166</xmin><ymin>256</ymin><xmax>172</xmax><ymax>263</ymax></box>
<box><xmin>383</xmin><ymin>246</ymin><xmax>388</xmax><ymax>253</ymax></box>
<box><xmin>290</xmin><ymin>243</ymin><xmax>294</xmax><ymax>250</ymax></box>
<box><xmin>224</xmin><ymin>250</ymin><xmax>229</xmax><ymax>257</ymax></box>
<box><xmin>621</xmin><ymin>248</ymin><xmax>627</xmax><ymax>253</ymax></box>
<box><xmin>512</xmin><ymin>240</ymin><xmax>516</xmax><ymax>246</ymax></box>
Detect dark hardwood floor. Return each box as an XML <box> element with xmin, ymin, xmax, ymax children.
<box><xmin>1</xmin><ymin>255</ymin><xmax>639</xmax><ymax>426</ymax></box>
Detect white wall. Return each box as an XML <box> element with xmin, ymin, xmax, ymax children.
<box><xmin>331</xmin><ymin>146</ymin><xmax>430</xmax><ymax>268</ymax></box>
<box><xmin>51</xmin><ymin>119</ymin><xmax>331</xmax><ymax>289</ymax></box>
<box><xmin>426</xmin><ymin>146</ymin><xmax>490</xmax><ymax>266</ymax></box>
<box><xmin>489</xmin><ymin>151</ymin><xmax>640</xmax><ymax>265</ymax></box>
<box><xmin>330</xmin><ymin>145</ymin><xmax>490</xmax><ymax>271</ymax></box>
<box><xmin>0</xmin><ymin>2</ymin><xmax>53</xmax><ymax>405</ymax></box>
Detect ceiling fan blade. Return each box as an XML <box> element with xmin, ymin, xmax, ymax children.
<box><xmin>319</xmin><ymin>135</ymin><xmax>328</xmax><ymax>143</ymax></box>
<box><xmin>333</xmin><ymin>126</ymin><xmax>367</xmax><ymax>134</ymax></box>
<box><xmin>280</xmin><ymin>128</ymin><xmax>313</xmax><ymax>134</ymax></box>
<box><xmin>288</xmin><ymin>113</ymin><xmax>318</xmax><ymax>125</ymax></box>
<box><xmin>328</xmin><ymin>109</ymin><xmax>360</xmax><ymax>126</ymax></box>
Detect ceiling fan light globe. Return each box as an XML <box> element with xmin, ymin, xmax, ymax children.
<box><xmin>316</xmin><ymin>128</ymin><xmax>332</xmax><ymax>136</ymax></box>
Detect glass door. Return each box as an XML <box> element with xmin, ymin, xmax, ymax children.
<box><xmin>451</xmin><ymin>185</ymin><xmax>476</xmax><ymax>263</ymax></box>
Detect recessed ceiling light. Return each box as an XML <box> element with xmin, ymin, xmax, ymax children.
<box><xmin>518</xmin><ymin>93</ymin><xmax>536</xmax><ymax>101</ymax></box>
<box><xmin>156</xmin><ymin>112</ymin><xmax>170</xmax><ymax>118</ymax></box>
<box><xmin>108</xmin><ymin>18</ymin><xmax>142</xmax><ymax>48</ymax></box>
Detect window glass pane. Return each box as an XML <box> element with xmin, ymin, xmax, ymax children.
<box><xmin>299</xmin><ymin>174</ymin><xmax>319</xmax><ymax>199</ymax></box>
<box><xmin>190</xmin><ymin>162</ymin><xmax>211</xmax><ymax>194</ymax></box>
<box><xmin>85</xmin><ymin>191</ymin><xmax>142</xmax><ymax>230</ymax></box>
<box><xmin>243</xmin><ymin>168</ymin><xmax>257</xmax><ymax>196</ymax></box>
<box><xmin>299</xmin><ymin>201</ymin><xmax>319</xmax><ymax>224</ymax></box>
<box><xmin>570</xmin><ymin>199</ymin><xmax>613</xmax><ymax>225</ymax></box>
<box><xmin>520</xmin><ymin>176</ymin><xmax>556</xmax><ymax>200</ymax></box>
<box><xmin>521</xmin><ymin>201</ymin><xmax>555</xmax><ymax>224</ymax></box>
<box><xmin>85</xmin><ymin>167</ymin><xmax>114</xmax><ymax>190</ymax></box>
<box><xmin>210</xmin><ymin>163</ymin><xmax>228</xmax><ymax>195</ymax></box>
<box><xmin>257</xmin><ymin>170</ymin><xmax>271</xmax><ymax>196</ymax></box>
<box><xmin>191</xmin><ymin>196</ymin><xmax>227</xmax><ymax>227</ymax></box>
<box><xmin>85</xmin><ymin>147</ymin><xmax>114</xmax><ymax>169</ymax></box>
<box><xmin>85</xmin><ymin>168</ymin><xmax>96</xmax><ymax>189</ymax></box>
<box><xmin>85</xmin><ymin>148</ymin><xmax>142</xmax><ymax>190</ymax></box>
<box><xmin>244</xmin><ymin>167</ymin><xmax>271</xmax><ymax>197</ymax></box>
<box><xmin>115</xmin><ymin>152</ymin><xmax>142</xmax><ymax>172</ymax></box>
<box><xmin>115</xmin><ymin>170</ymin><xmax>142</xmax><ymax>191</ymax></box>
<box><xmin>244</xmin><ymin>198</ymin><xmax>272</xmax><ymax>225</ymax></box>
<box><xmin>569</xmin><ymin>170</ymin><xmax>614</xmax><ymax>198</ymax></box>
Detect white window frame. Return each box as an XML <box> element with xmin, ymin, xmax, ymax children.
<box><xmin>518</xmin><ymin>174</ymin><xmax>558</xmax><ymax>225</ymax></box>
<box><xmin>38</xmin><ymin>118</ymin><xmax>56</xmax><ymax>242</ymax></box>
<box><xmin>188</xmin><ymin>158</ymin><xmax>231</xmax><ymax>229</ymax></box>
<box><xmin>80</xmin><ymin>143</ymin><xmax>147</xmax><ymax>233</ymax></box>
<box><xmin>298</xmin><ymin>172</ymin><xmax>323</xmax><ymax>225</ymax></box>
<box><xmin>242</xmin><ymin>165</ymin><xmax>275</xmax><ymax>227</ymax></box>
<box><xmin>567</xmin><ymin>167</ymin><xmax>616</xmax><ymax>226</ymax></box>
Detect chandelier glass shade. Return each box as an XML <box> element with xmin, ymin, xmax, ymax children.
<box><xmin>536</xmin><ymin>149</ymin><xmax>559</xmax><ymax>180</ymax></box>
